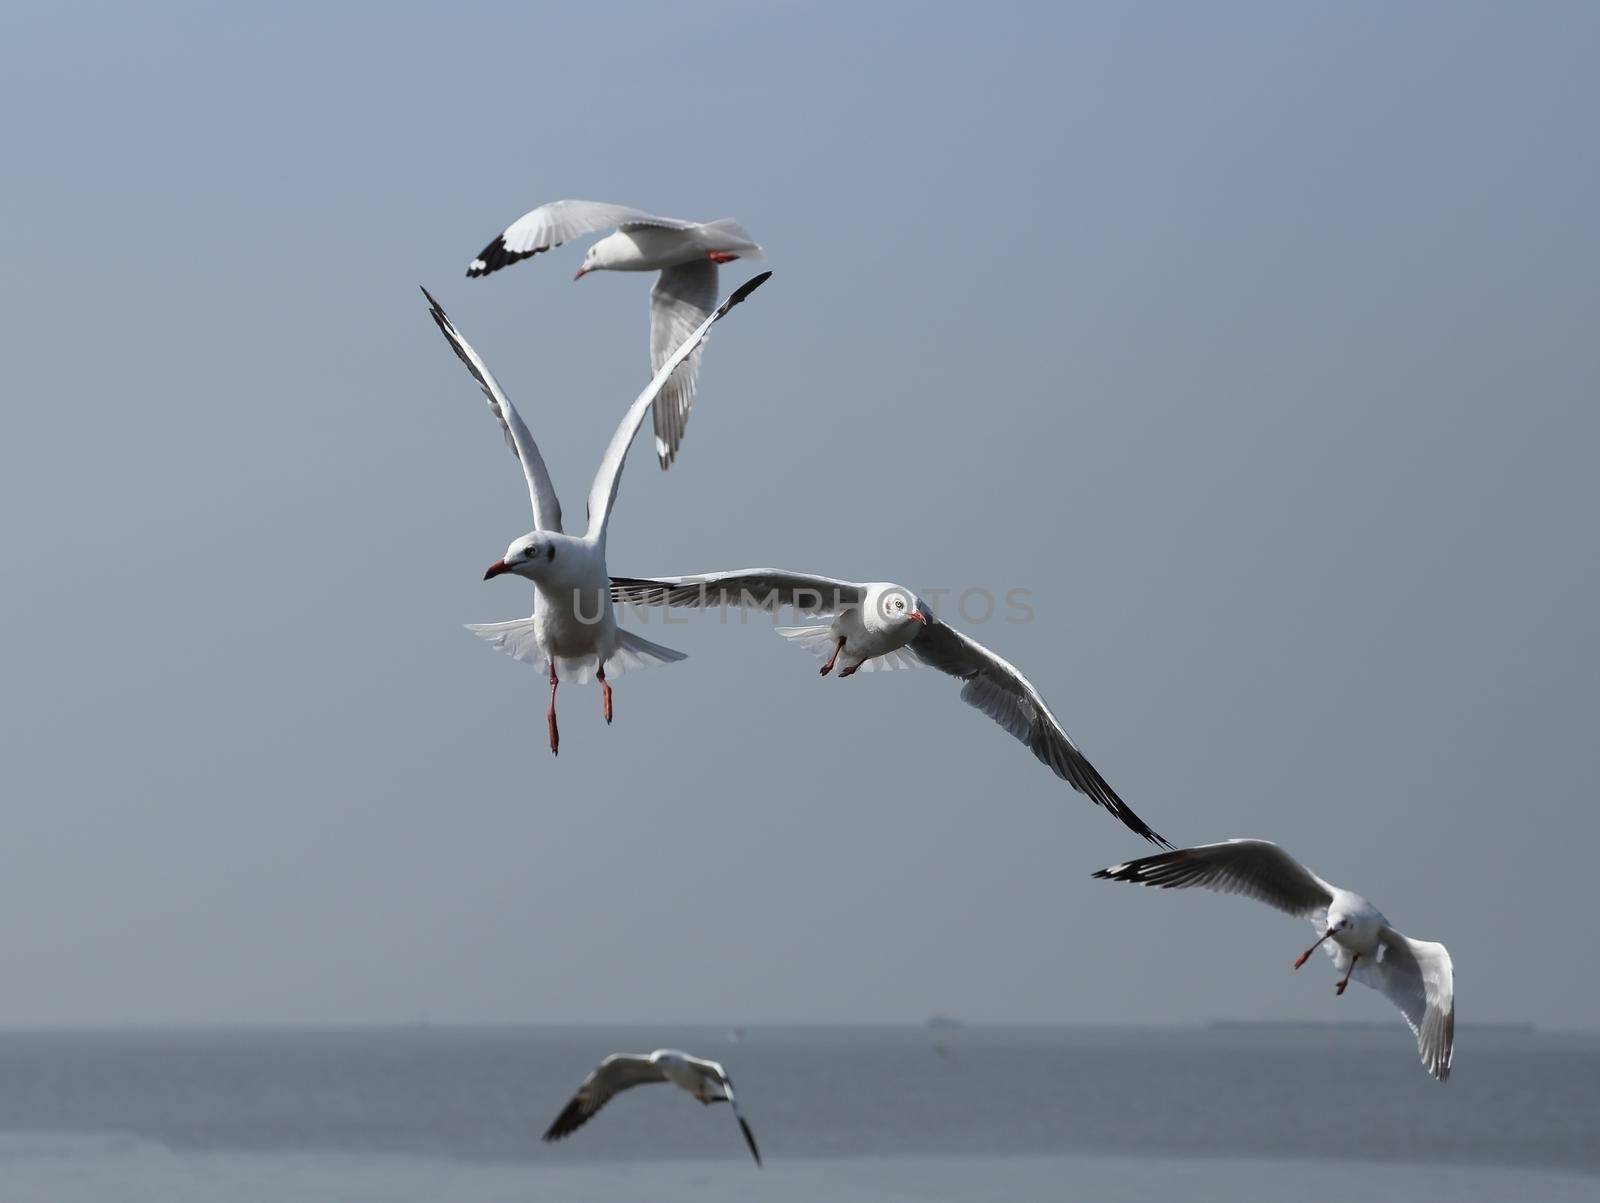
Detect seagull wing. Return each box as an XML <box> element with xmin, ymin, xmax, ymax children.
<box><xmin>723</xmin><ymin>1078</ymin><xmax>762</xmax><ymax>1167</ymax></box>
<box><xmin>649</xmin><ymin>260</ymin><xmax>719</xmax><ymax>469</ymax></box>
<box><xmin>422</xmin><ymin>287</ymin><xmax>562</xmax><ymax>532</ymax></box>
<box><xmin>1355</xmin><ymin>929</ymin><xmax>1456</xmax><ymax>1080</ymax></box>
<box><xmin>541</xmin><ymin>1054</ymin><xmax>668</xmax><ymax>1141</ymax></box>
<box><xmin>1092</xmin><ymin>839</ymin><xmax>1338</xmax><ymax>918</ymax></box>
<box><xmin>610</xmin><ymin>569</ymin><xmax>866</xmax><ymax>615</ymax></box>
<box><xmin>910</xmin><ymin>622</ymin><xmax>1169</xmax><ymax>845</ymax></box>
<box><xmin>467</xmin><ymin>200</ymin><xmax>696</xmax><ymax>277</ymax></box>
<box><xmin>585</xmin><ymin>272</ymin><xmax>770</xmax><ymax>542</ymax></box>
<box><xmin>688</xmin><ymin>1057</ymin><xmax>762</xmax><ymax>1167</ymax></box>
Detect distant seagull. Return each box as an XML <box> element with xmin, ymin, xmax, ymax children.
<box><xmin>543</xmin><ymin>1049</ymin><xmax>762</xmax><ymax>1166</ymax></box>
<box><xmin>608</xmin><ymin>571</ymin><xmax>1169</xmax><ymax>845</ymax></box>
<box><xmin>420</xmin><ymin>272</ymin><xmax>770</xmax><ymax>754</ymax></box>
<box><xmin>1093</xmin><ymin>839</ymin><xmax>1455</xmax><ymax>1080</ymax></box>
<box><xmin>466</xmin><ymin>200</ymin><xmax>765</xmax><ymax>470</ymax></box>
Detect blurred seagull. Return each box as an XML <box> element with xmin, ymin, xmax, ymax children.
<box><xmin>420</xmin><ymin>272</ymin><xmax>770</xmax><ymax>754</ymax></box>
<box><xmin>466</xmin><ymin>200</ymin><xmax>765</xmax><ymax>469</ymax></box>
<box><xmin>608</xmin><ymin>570</ymin><xmax>1170</xmax><ymax>845</ymax></box>
<box><xmin>1093</xmin><ymin>839</ymin><xmax>1455</xmax><ymax>1080</ymax></box>
<box><xmin>543</xmin><ymin>1049</ymin><xmax>762</xmax><ymax>1166</ymax></box>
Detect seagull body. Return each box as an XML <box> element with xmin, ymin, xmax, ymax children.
<box><xmin>544</xmin><ymin>1049</ymin><xmax>762</xmax><ymax>1166</ymax></box>
<box><xmin>608</xmin><ymin>570</ymin><xmax>1169</xmax><ymax>845</ymax></box>
<box><xmin>421</xmin><ymin>272</ymin><xmax>770</xmax><ymax>753</ymax></box>
<box><xmin>1093</xmin><ymin>839</ymin><xmax>1455</xmax><ymax>1080</ymax></box>
<box><xmin>466</xmin><ymin>199</ymin><xmax>765</xmax><ymax>469</ymax></box>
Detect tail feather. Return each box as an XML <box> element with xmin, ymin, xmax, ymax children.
<box><xmin>608</xmin><ymin>627</ymin><xmax>688</xmax><ymax>675</ymax></box>
<box><xmin>774</xmin><ymin>623</ymin><xmax>838</xmax><ymax>661</ymax></box>
<box><xmin>701</xmin><ymin>218</ymin><xmax>765</xmax><ymax>259</ymax></box>
<box><xmin>465</xmin><ymin>620</ymin><xmax>685</xmax><ymax>684</ymax></box>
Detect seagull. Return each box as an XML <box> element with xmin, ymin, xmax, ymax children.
<box><xmin>542</xmin><ymin>1049</ymin><xmax>762</xmax><ymax>1166</ymax></box>
<box><xmin>1093</xmin><ymin>839</ymin><xmax>1455</xmax><ymax>1080</ymax></box>
<box><xmin>465</xmin><ymin>200</ymin><xmax>766</xmax><ymax>470</ymax></box>
<box><xmin>608</xmin><ymin>571</ymin><xmax>1169</xmax><ymax>845</ymax></box>
<box><xmin>421</xmin><ymin>272</ymin><xmax>770</xmax><ymax>755</ymax></box>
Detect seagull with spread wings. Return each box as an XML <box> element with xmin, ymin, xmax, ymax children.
<box><xmin>1094</xmin><ymin>839</ymin><xmax>1455</xmax><ymax>1080</ymax></box>
<box><xmin>543</xmin><ymin>1049</ymin><xmax>762</xmax><ymax>1166</ymax></box>
<box><xmin>421</xmin><ymin>272</ymin><xmax>770</xmax><ymax>754</ymax></box>
<box><xmin>608</xmin><ymin>570</ymin><xmax>1169</xmax><ymax>845</ymax></box>
<box><xmin>465</xmin><ymin>199</ymin><xmax>765</xmax><ymax>469</ymax></box>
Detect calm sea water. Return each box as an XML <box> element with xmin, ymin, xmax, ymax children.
<box><xmin>0</xmin><ymin>1024</ymin><xmax>1595</xmax><ymax>1202</ymax></box>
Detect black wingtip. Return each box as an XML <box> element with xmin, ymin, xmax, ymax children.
<box><xmin>467</xmin><ymin>234</ymin><xmax>548</xmax><ymax>279</ymax></box>
<box><xmin>738</xmin><ymin>1116</ymin><xmax>762</xmax><ymax>1167</ymax></box>
<box><xmin>725</xmin><ymin>270</ymin><xmax>772</xmax><ymax>310</ymax></box>
<box><xmin>1091</xmin><ymin>850</ymin><xmax>1189</xmax><ymax>887</ymax></box>
<box><xmin>541</xmin><ymin>1098</ymin><xmax>585</xmax><ymax>1143</ymax></box>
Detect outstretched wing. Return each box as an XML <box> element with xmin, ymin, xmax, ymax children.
<box><xmin>611</xmin><ymin>569</ymin><xmax>866</xmax><ymax>616</ymax></box>
<box><xmin>694</xmin><ymin>1058</ymin><xmax>762</xmax><ymax>1168</ymax></box>
<box><xmin>912</xmin><ymin>622</ymin><xmax>1169</xmax><ymax>845</ymax></box>
<box><xmin>1092</xmin><ymin>839</ymin><xmax>1337</xmax><ymax>918</ymax></box>
<box><xmin>725</xmin><ymin>1081</ymin><xmax>762</xmax><ymax>1167</ymax></box>
<box><xmin>1355</xmin><ymin>930</ymin><xmax>1455</xmax><ymax>1081</ymax></box>
<box><xmin>542</xmin><ymin>1054</ymin><xmax>667</xmax><ymax>1141</ymax></box>
<box><xmin>585</xmin><ymin>272</ymin><xmax>771</xmax><ymax>542</ymax></box>
<box><xmin>467</xmin><ymin>200</ymin><xmax>695</xmax><ymax>277</ymax></box>
<box><xmin>649</xmin><ymin>260</ymin><xmax>719</xmax><ymax>469</ymax></box>
<box><xmin>421</xmin><ymin>287</ymin><xmax>562</xmax><ymax>532</ymax></box>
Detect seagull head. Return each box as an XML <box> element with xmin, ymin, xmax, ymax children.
<box><xmin>871</xmin><ymin>584</ymin><xmax>932</xmax><ymax>631</ymax></box>
<box><xmin>574</xmin><ymin>235</ymin><xmax>622</xmax><ymax>280</ymax></box>
<box><xmin>484</xmin><ymin>533</ymin><xmax>555</xmax><ymax>581</ymax></box>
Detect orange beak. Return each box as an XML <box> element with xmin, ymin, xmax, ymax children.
<box><xmin>573</xmin><ymin>265</ymin><xmax>591</xmax><ymax>281</ymax></box>
<box><xmin>484</xmin><ymin>559</ymin><xmax>511</xmax><ymax>580</ymax></box>
<box><xmin>909</xmin><ymin>609</ymin><xmax>929</xmax><ymax>625</ymax></box>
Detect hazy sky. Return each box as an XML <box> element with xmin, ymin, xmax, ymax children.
<box><xmin>1</xmin><ymin>1</ymin><xmax>1596</xmax><ymax>1029</ymax></box>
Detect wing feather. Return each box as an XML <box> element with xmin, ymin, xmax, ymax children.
<box><xmin>912</xmin><ymin>622</ymin><xmax>1169</xmax><ymax>845</ymax></box>
<box><xmin>421</xmin><ymin>287</ymin><xmax>562</xmax><ymax>532</ymax></box>
<box><xmin>467</xmin><ymin>200</ymin><xmax>696</xmax><ymax>277</ymax></box>
<box><xmin>1092</xmin><ymin>839</ymin><xmax>1338</xmax><ymax>918</ymax></box>
<box><xmin>611</xmin><ymin>569</ymin><xmax>866</xmax><ymax>615</ymax></box>
<box><xmin>649</xmin><ymin>260</ymin><xmax>719</xmax><ymax>469</ymax></box>
<box><xmin>585</xmin><ymin>273</ymin><xmax>770</xmax><ymax>541</ymax></box>
<box><xmin>1355</xmin><ymin>930</ymin><xmax>1456</xmax><ymax>1080</ymax></box>
<box><xmin>541</xmin><ymin>1054</ymin><xmax>667</xmax><ymax>1142</ymax></box>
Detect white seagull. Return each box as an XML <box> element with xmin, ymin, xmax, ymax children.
<box><xmin>542</xmin><ymin>1049</ymin><xmax>762</xmax><ymax>1166</ymax></box>
<box><xmin>421</xmin><ymin>272</ymin><xmax>770</xmax><ymax>754</ymax></box>
<box><xmin>466</xmin><ymin>200</ymin><xmax>765</xmax><ymax>470</ymax></box>
<box><xmin>1093</xmin><ymin>839</ymin><xmax>1455</xmax><ymax>1080</ymax></box>
<box><xmin>608</xmin><ymin>571</ymin><xmax>1169</xmax><ymax>845</ymax></box>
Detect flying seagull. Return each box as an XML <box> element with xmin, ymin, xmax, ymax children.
<box><xmin>1093</xmin><ymin>839</ymin><xmax>1455</xmax><ymax>1080</ymax></box>
<box><xmin>465</xmin><ymin>199</ymin><xmax>765</xmax><ymax>469</ymax></box>
<box><xmin>421</xmin><ymin>272</ymin><xmax>771</xmax><ymax>754</ymax></box>
<box><xmin>543</xmin><ymin>1049</ymin><xmax>762</xmax><ymax>1166</ymax></box>
<box><xmin>608</xmin><ymin>570</ymin><xmax>1169</xmax><ymax>845</ymax></box>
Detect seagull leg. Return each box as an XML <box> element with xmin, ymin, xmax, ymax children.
<box><xmin>820</xmin><ymin>637</ymin><xmax>845</xmax><ymax>676</ymax></box>
<box><xmin>598</xmin><ymin>665</ymin><xmax>613</xmax><ymax>725</ymax></box>
<box><xmin>1294</xmin><ymin>929</ymin><xmax>1333</xmax><ymax>970</ymax></box>
<box><xmin>547</xmin><ymin>662</ymin><xmax>560</xmax><ymax>756</ymax></box>
<box><xmin>707</xmin><ymin>251</ymin><xmax>739</xmax><ymax>264</ymax></box>
<box><xmin>1335</xmin><ymin>952</ymin><xmax>1359</xmax><ymax>995</ymax></box>
<box><xmin>838</xmin><ymin>662</ymin><xmax>861</xmax><ymax>678</ymax></box>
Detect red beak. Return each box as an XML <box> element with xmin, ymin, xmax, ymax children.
<box><xmin>910</xmin><ymin>609</ymin><xmax>929</xmax><ymax>625</ymax></box>
<box><xmin>573</xmin><ymin>265</ymin><xmax>590</xmax><ymax>281</ymax></box>
<box><xmin>484</xmin><ymin>559</ymin><xmax>511</xmax><ymax>580</ymax></box>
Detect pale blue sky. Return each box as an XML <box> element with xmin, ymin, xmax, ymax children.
<box><xmin>1</xmin><ymin>1</ymin><xmax>1596</xmax><ymax>1027</ymax></box>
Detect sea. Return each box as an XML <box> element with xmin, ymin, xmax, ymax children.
<box><xmin>0</xmin><ymin>1023</ymin><xmax>1594</xmax><ymax>1202</ymax></box>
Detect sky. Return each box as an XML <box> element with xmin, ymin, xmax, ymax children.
<box><xmin>0</xmin><ymin>0</ymin><xmax>1596</xmax><ymax>1029</ymax></box>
